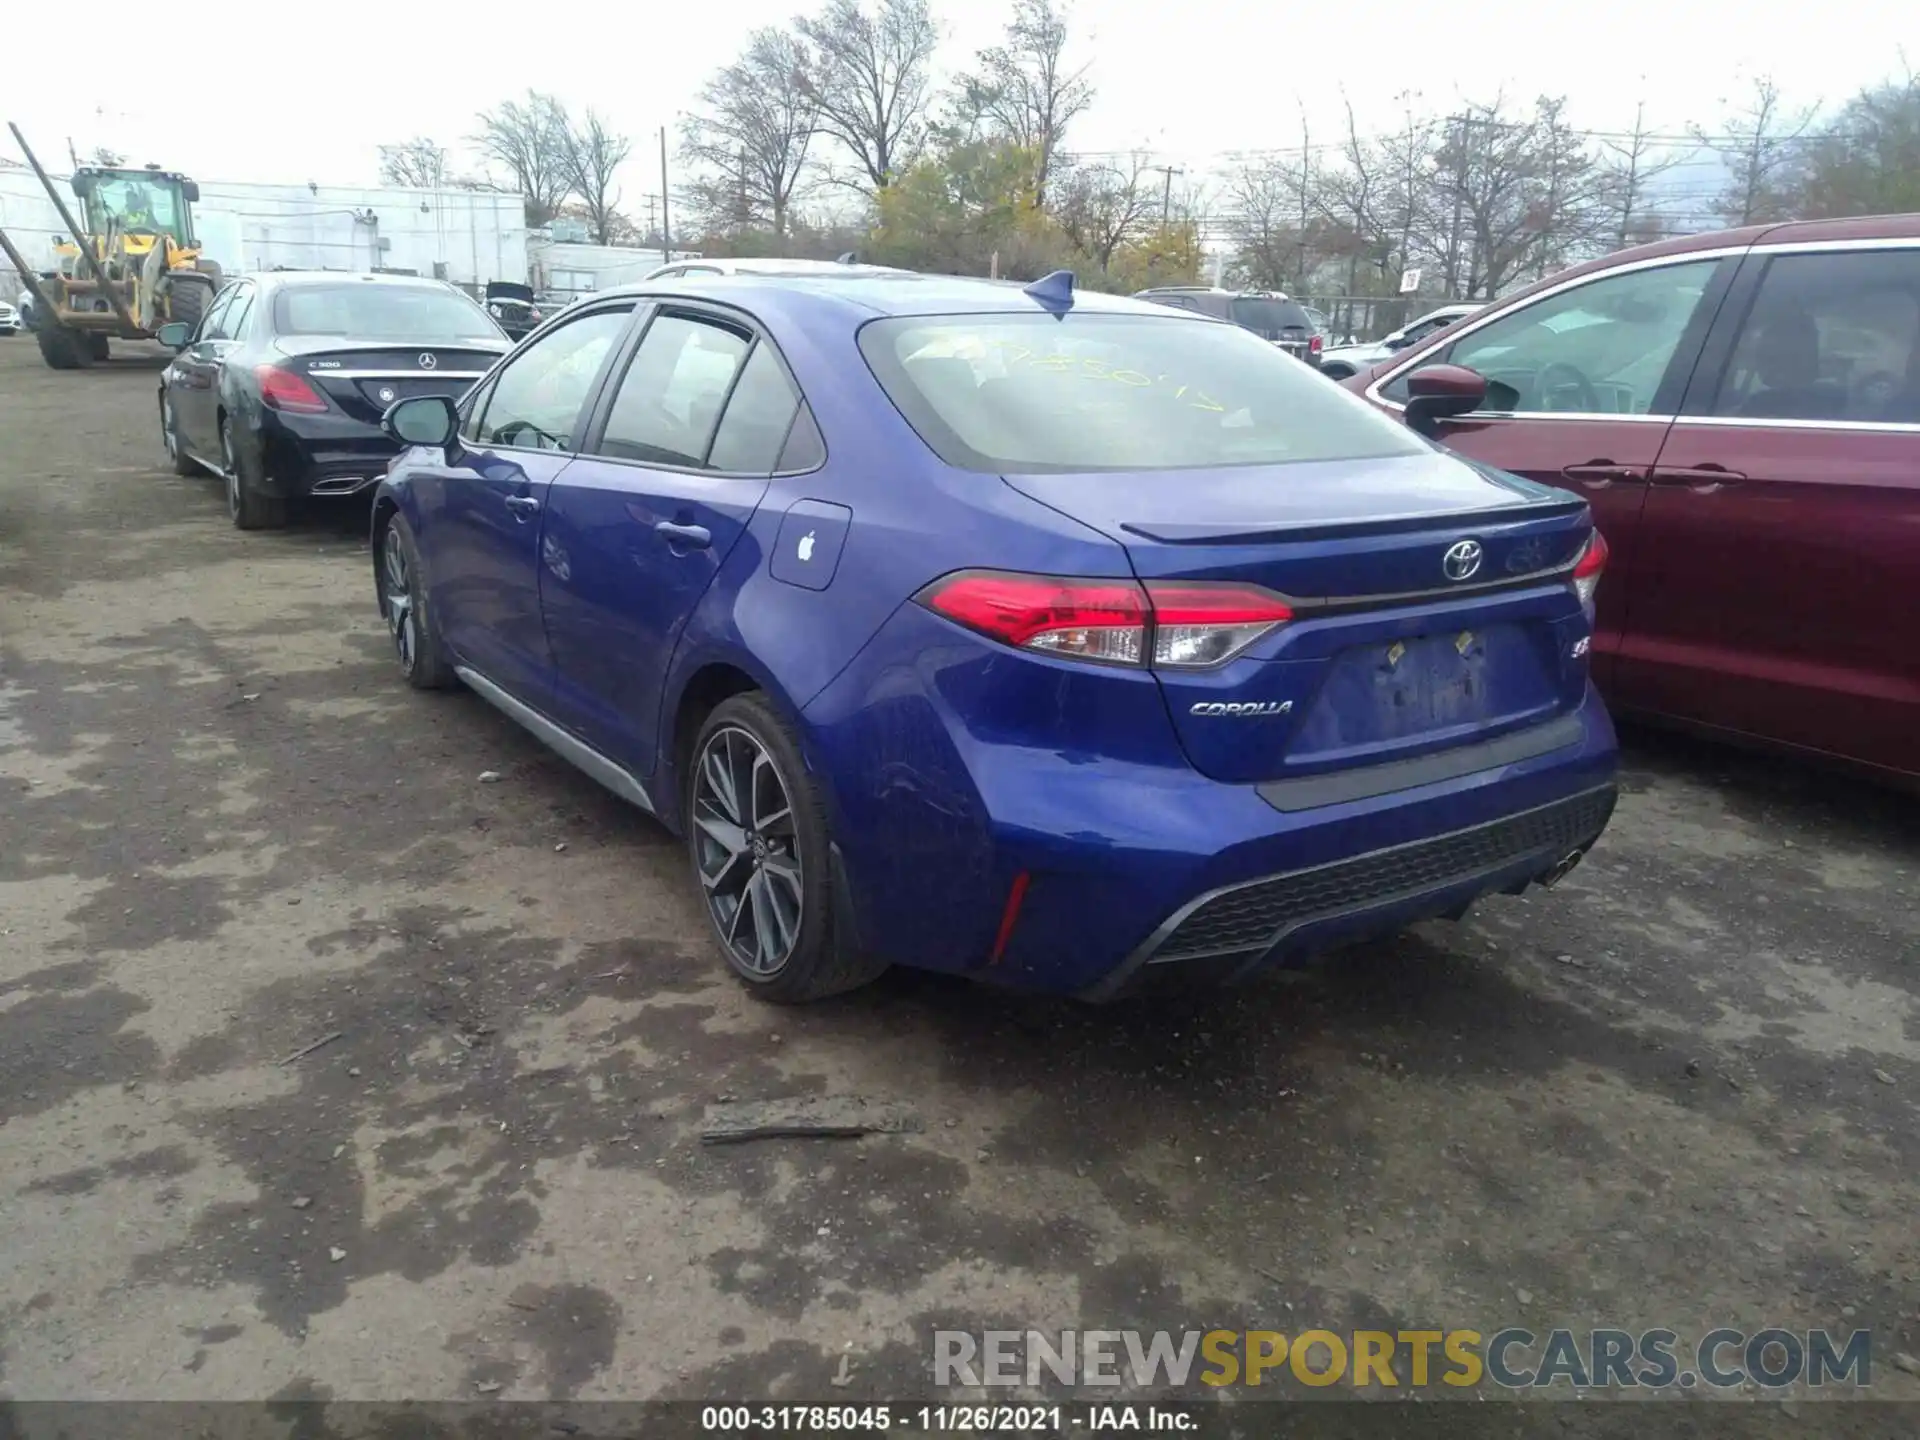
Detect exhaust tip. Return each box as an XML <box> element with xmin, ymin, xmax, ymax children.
<box><xmin>1538</xmin><ymin>849</ymin><xmax>1585</xmax><ymax>889</ymax></box>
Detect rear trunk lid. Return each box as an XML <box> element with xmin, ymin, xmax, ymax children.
<box><xmin>272</xmin><ymin>337</ymin><xmax>507</xmax><ymax>424</ymax></box>
<box><xmin>1002</xmin><ymin>451</ymin><xmax>1595</xmax><ymax>784</ymax></box>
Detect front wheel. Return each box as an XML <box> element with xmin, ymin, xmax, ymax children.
<box><xmin>686</xmin><ymin>694</ymin><xmax>886</xmax><ymax>1003</ymax></box>
<box><xmin>377</xmin><ymin>513</ymin><xmax>455</xmax><ymax>689</ymax></box>
<box><xmin>161</xmin><ymin>391</ymin><xmax>196</xmax><ymax>475</ymax></box>
<box><xmin>36</xmin><ymin>325</ymin><xmax>89</xmax><ymax>370</ymax></box>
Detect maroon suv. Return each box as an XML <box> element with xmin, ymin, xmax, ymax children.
<box><xmin>1347</xmin><ymin>214</ymin><xmax>1920</xmax><ymax>785</ymax></box>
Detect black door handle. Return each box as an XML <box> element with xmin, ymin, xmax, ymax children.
<box><xmin>1559</xmin><ymin>461</ymin><xmax>1639</xmax><ymax>488</ymax></box>
<box><xmin>656</xmin><ymin>520</ymin><xmax>712</xmax><ymax>549</ymax></box>
<box><xmin>1650</xmin><ymin>464</ymin><xmax>1745</xmax><ymax>489</ymax></box>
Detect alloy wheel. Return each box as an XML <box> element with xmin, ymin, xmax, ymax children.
<box><xmin>382</xmin><ymin>528</ymin><xmax>417</xmax><ymax>675</ymax></box>
<box><xmin>691</xmin><ymin>725</ymin><xmax>803</xmax><ymax>975</ymax></box>
<box><xmin>221</xmin><ymin>426</ymin><xmax>240</xmax><ymax>519</ymax></box>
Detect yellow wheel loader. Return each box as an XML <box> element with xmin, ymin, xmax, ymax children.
<box><xmin>0</xmin><ymin>123</ymin><xmax>222</xmax><ymax>370</ymax></box>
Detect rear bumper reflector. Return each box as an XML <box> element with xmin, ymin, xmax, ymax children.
<box><xmin>987</xmin><ymin>871</ymin><xmax>1032</xmax><ymax>966</ymax></box>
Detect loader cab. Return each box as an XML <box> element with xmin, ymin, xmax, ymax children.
<box><xmin>71</xmin><ymin>167</ymin><xmax>199</xmax><ymax>246</ymax></box>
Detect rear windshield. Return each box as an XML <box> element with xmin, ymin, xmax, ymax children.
<box><xmin>858</xmin><ymin>311</ymin><xmax>1426</xmax><ymax>474</ymax></box>
<box><xmin>274</xmin><ymin>284</ymin><xmax>502</xmax><ymax>342</ymax></box>
<box><xmin>1230</xmin><ymin>297</ymin><xmax>1312</xmax><ymax>336</ymax></box>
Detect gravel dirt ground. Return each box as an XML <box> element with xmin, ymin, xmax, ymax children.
<box><xmin>1</xmin><ymin>337</ymin><xmax>1916</xmax><ymax>1417</ymax></box>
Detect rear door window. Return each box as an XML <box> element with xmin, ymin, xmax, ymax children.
<box><xmin>596</xmin><ymin>314</ymin><xmax>752</xmax><ymax>467</ymax></box>
<box><xmin>706</xmin><ymin>344</ymin><xmax>803</xmax><ymax>473</ymax></box>
<box><xmin>859</xmin><ymin>311</ymin><xmax>1426</xmax><ymax>473</ymax></box>
<box><xmin>1709</xmin><ymin>249</ymin><xmax>1920</xmax><ymax>424</ymax></box>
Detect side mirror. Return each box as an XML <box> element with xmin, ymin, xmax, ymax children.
<box><xmin>383</xmin><ymin>394</ymin><xmax>459</xmax><ymax>448</ymax></box>
<box><xmin>156</xmin><ymin>321</ymin><xmax>192</xmax><ymax>350</ymax></box>
<box><xmin>1402</xmin><ymin>364</ymin><xmax>1488</xmax><ymax>438</ymax></box>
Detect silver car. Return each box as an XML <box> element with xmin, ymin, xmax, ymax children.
<box><xmin>1317</xmin><ymin>303</ymin><xmax>1484</xmax><ymax>381</ymax></box>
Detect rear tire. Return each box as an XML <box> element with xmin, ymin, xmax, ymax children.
<box><xmin>686</xmin><ymin>692</ymin><xmax>888</xmax><ymax>1003</ymax></box>
<box><xmin>221</xmin><ymin>420</ymin><xmax>288</xmax><ymax>531</ymax></box>
<box><xmin>87</xmin><ymin>333</ymin><xmax>110</xmax><ymax>361</ymax></box>
<box><xmin>37</xmin><ymin>326</ymin><xmax>88</xmax><ymax>370</ymax></box>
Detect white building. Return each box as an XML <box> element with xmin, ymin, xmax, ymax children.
<box><xmin>0</xmin><ymin>168</ymin><xmax>528</xmax><ymax>288</ymax></box>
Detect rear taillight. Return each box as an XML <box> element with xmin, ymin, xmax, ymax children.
<box><xmin>916</xmin><ymin>571</ymin><xmax>1291</xmax><ymax>669</ymax></box>
<box><xmin>1310</xmin><ymin>333</ymin><xmax>1324</xmax><ymax>353</ymax></box>
<box><xmin>1572</xmin><ymin>530</ymin><xmax>1609</xmax><ymax>607</ymax></box>
<box><xmin>256</xmin><ymin>365</ymin><xmax>329</xmax><ymax>414</ymax></box>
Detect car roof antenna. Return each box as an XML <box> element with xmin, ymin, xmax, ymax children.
<box><xmin>1022</xmin><ymin>269</ymin><xmax>1076</xmax><ymax>313</ymax></box>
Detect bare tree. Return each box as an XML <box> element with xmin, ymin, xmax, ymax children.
<box><xmin>557</xmin><ymin>110</ymin><xmax>633</xmax><ymax>245</ymax></box>
<box><xmin>1692</xmin><ymin>76</ymin><xmax>1817</xmax><ymax>226</ymax></box>
<box><xmin>1054</xmin><ymin>153</ymin><xmax>1154</xmax><ymax>272</ymax></box>
<box><xmin>1794</xmin><ymin>65</ymin><xmax>1920</xmax><ymax>219</ymax></box>
<box><xmin>682</xmin><ymin>28</ymin><xmax>822</xmax><ymax>240</ymax></box>
<box><xmin>472</xmin><ymin>92</ymin><xmax>573</xmax><ymax>226</ymax></box>
<box><xmin>377</xmin><ymin>138</ymin><xmax>453</xmax><ymax>190</ymax></box>
<box><xmin>955</xmin><ymin>0</ymin><xmax>1094</xmax><ymax>208</ymax></box>
<box><xmin>796</xmin><ymin>0</ymin><xmax>940</xmax><ymax>192</ymax></box>
<box><xmin>1597</xmin><ymin>100</ymin><xmax>1679</xmax><ymax>248</ymax></box>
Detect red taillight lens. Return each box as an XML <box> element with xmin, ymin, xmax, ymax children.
<box><xmin>1572</xmin><ymin>529</ymin><xmax>1609</xmax><ymax>606</ymax></box>
<box><xmin>916</xmin><ymin>571</ymin><xmax>1292</xmax><ymax>669</ymax></box>
<box><xmin>1310</xmin><ymin>333</ymin><xmax>1324</xmax><ymax>353</ymax></box>
<box><xmin>918</xmin><ymin>571</ymin><xmax>1149</xmax><ymax>665</ymax></box>
<box><xmin>1144</xmin><ymin>581</ymin><xmax>1293</xmax><ymax>667</ymax></box>
<box><xmin>256</xmin><ymin>365</ymin><xmax>329</xmax><ymax>414</ymax></box>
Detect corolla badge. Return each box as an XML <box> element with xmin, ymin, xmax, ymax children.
<box><xmin>1442</xmin><ymin>538</ymin><xmax>1483</xmax><ymax>582</ymax></box>
<box><xmin>1190</xmin><ymin>700</ymin><xmax>1293</xmax><ymax>717</ymax></box>
<box><xmin>797</xmin><ymin>530</ymin><xmax>816</xmax><ymax>562</ymax></box>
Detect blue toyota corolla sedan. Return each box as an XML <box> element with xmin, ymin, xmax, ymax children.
<box><xmin>369</xmin><ymin>270</ymin><xmax>1617</xmax><ymax>1002</ymax></box>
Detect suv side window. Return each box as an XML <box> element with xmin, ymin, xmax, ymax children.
<box><xmin>474</xmin><ymin>306</ymin><xmax>631</xmax><ymax>450</ymax></box>
<box><xmin>1710</xmin><ymin>249</ymin><xmax>1920</xmax><ymax>425</ymax></box>
<box><xmin>1383</xmin><ymin>259</ymin><xmax>1718</xmax><ymax>413</ymax></box>
<box><xmin>596</xmin><ymin>314</ymin><xmax>751</xmax><ymax>467</ymax></box>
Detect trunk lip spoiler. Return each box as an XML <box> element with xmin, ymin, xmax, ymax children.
<box><xmin>1117</xmin><ymin>495</ymin><xmax>1588</xmax><ymax>546</ymax></box>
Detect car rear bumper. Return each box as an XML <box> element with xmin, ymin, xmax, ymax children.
<box><xmin>256</xmin><ymin>412</ymin><xmax>400</xmax><ymax>496</ymax></box>
<box><xmin>803</xmin><ymin>604</ymin><xmax>1619</xmax><ymax>997</ymax></box>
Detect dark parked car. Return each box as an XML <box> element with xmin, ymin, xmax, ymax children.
<box><xmin>368</xmin><ymin>269</ymin><xmax>1616</xmax><ymax>1003</ymax></box>
<box><xmin>156</xmin><ymin>272</ymin><xmax>510</xmax><ymax>528</ymax></box>
<box><xmin>1133</xmin><ymin>287</ymin><xmax>1322</xmax><ymax>365</ymax></box>
<box><xmin>1348</xmin><ymin>214</ymin><xmax>1920</xmax><ymax>784</ymax></box>
<box><xmin>485</xmin><ymin>280</ymin><xmax>542</xmax><ymax>339</ymax></box>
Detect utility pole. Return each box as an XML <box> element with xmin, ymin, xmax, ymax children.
<box><xmin>1147</xmin><ymin>164</ymin><xmax>1185</xmax><ymax>226</ymax></box>
<box><xmin>659</xmin><ymin>127</ymin><xmax>672</xmax><ymax>262</ymax></box>
<box><xmin>1445</xmin><ymin>113</ymin><xmax>1471</xmax><ymax>299</ymax></box>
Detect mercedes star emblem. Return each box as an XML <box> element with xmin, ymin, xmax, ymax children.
<box><xmin>418</xmin><ymin>353</ymin><xmax>437</xmax><ymax>369</ymax></box>
<box><xmin>1442</xmin><ymin>539</ymin><xmax>1483</xmax><ymax>582</ymax></box>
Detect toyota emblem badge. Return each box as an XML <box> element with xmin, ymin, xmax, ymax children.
<box><xmin>1442</xmin><ymin>539</ymin><xmax>1483</xmax><ymax>582</ymax></box>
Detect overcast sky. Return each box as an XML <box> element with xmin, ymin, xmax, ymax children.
<box><xmin>6</xmin><ymin>0</ymin><xmax>1911</xmax><ymax>206</ymax></box>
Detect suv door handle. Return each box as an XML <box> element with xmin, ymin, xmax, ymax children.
<box><xmin>1650</xmin><ymin>464</ymin><xmax>1746</xmax><ymax>489</ymax></box>
<box><xmin>503</xmin><ymin>494</ymin><xmax>542</xmax><ymax>516</ymax></box>
<box><xmin>1559</xmin><ymin>461</ymin><xmax>1639</xmax><ymax>488</ymax></box>
<box><xmin>655</xmin><ymin>520</ymin><xmax>712</xmax><ymax>550</ymax></box>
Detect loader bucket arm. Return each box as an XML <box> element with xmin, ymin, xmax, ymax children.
<box><xmin>7</xmin><ymin>120</ymin><xmax>142</xmax><ymax>337</ymax></box>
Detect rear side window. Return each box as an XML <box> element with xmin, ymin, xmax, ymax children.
<box><xmin>859</xmin><ymin>311</ymin><xmax>1426</xmax><ymax>474</ymax></box>
<box><xmin>706</xmin><ymin>344</ymin><xmax>802</xmax><ymax>473</ymax></box>
<box><xmin>598</xmin><ymin>314</ymin><xmax>752</xmax><ymax>467</ymax></box>
<box><xmin>1711</xmin><ymin>249</ymin><xmax>1920</xmax><ymax>424</ymax></box>
<box><xmin>1230</xmin><ymin>297</ymin><xmax>1311</xmax><ymax>337</ymax></box>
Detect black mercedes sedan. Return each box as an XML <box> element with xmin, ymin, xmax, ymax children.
<box><xmin>156</xmin><ymin>271</ymin><xmax>510</xmax><ymax>529</ymax></box>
